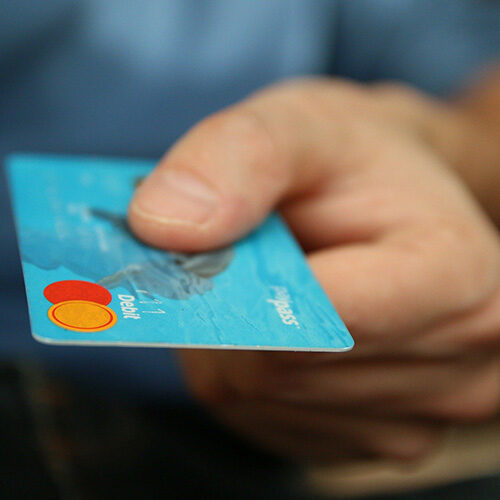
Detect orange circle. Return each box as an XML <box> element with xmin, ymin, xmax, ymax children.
<box><xmin>44</xmin><ymin>280</ymin><xmax>112</xmax><ymax>305</ymax></box>
<box><xmin>48</xmin><ymin>300</ymin><xmax>117</xmax><ymax>332</ymax></box>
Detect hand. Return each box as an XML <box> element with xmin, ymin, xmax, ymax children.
<box><xmin>128</xmin><ymin>79</ymin><xmax>500</xmax><ymax>464</ymax></box>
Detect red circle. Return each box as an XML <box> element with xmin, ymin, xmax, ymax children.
<box><xmin>44</xmin><ymin>280</ymin><xmax>112</xmax><ymax>305</ymax></box>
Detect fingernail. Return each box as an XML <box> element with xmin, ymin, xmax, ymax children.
<box><xmin>131</xmin><ymin>169</ymin><xmax>218</xmax><ymax>225</ymax></box>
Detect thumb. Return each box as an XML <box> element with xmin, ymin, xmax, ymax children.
<box><xmin>128</xmin><ymin>86</ymin><xmax>334</xmax><ymax>252</ymax></box>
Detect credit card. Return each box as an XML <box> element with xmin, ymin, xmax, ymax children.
<box><xmin>6</xmin><ymin>154</ymin><xmax>353</xmax><ymax>351</ymax></box>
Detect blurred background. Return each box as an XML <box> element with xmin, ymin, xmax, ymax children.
<box><xmin>1</xmin><ymin>1</ymin><xmax>499</xmax><ymax>498</ymax></box>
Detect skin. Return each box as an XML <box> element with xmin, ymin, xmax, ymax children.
<box><xmin>128</xmin><ymin>71</ymin><xmax>500</xmax><ymax>465</ymax></box>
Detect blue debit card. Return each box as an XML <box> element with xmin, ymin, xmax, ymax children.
<box><xmin>6</xmin><ymin>154</ymin><xmax>353</xmax><ymax>351</ymax></box>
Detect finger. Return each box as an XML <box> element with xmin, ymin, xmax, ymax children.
<box><xmin>129</xmin><ymin>83</ymin><xmax>342</xmax><ymax>251</ymax></box>
<box><xmin>269</xmin><ymin>357</ymin><xmax>488</xmax><ymax>407</ymax></box>
<box><xmin>269</xmin><ymin>340</ymin><xmax>463</xmax><ymax>364</ymax></box>
<box><xmin>218</xmin><ymin>412</ymin><xmax>361</xmax><ymax>464</ymax></box>
<box><xmin>178</xmin><ymin>349</ymin><xmax>273</xmax><ymax>403</ymax></box>
<box><xmin>217</xmin><ymin>402</ymin><xmax>443</xmax><ymax>463</ymax></box>
<box><xmin>307</xmin><ymin>225</ymin><xmax>499</xmax><ymax>339</ymax></box>
<box><xmin>271</xmin><ymin>284</ymin><xmax>500</xmax><ymax>358</ymax></box>
<box><xmin>411</xmin><ymin>285</ymin><xmax>500</xmax><ymax>349</ymax></box>
<box><xmin>386</xmin><ymin>358</ymin><xmax>500</xmax><ymax>422</ymax></box>
<box><xmin>178</xmin><ymin>349</ymin><xmax>488</xmax><ymax>410</ymax></box>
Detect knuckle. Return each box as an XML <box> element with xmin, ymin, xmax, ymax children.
<box><xmin>207</xmin><ymin>106</ymin><xmax>287</xmax><ymax>186</ymax></box>
<box><xmin>258</xmin><ymin>77</ymin><xmax>331</xmax><ymax>101</ymax></box>
<box><xmin>372</xmin><ymin>81</ymin><xmax>424</xmax><ymax>102</ymax></box>
<box><xmin>259</xmin><ymin>77</ymin><xmax>367</xmax><ymax>117</ymax></box>
<box><xmin>202</xmin><ymin>107</ymin><xmax>273</xmax><ymax>158</ymax></box>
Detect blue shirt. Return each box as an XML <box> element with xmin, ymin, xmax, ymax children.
<box><xmin>1</xmin><ymin>0</ymin><xmax>499</xmax><ymax>400</ymax></box>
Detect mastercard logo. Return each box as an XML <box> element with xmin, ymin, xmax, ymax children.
<box><xmin>44</xmin><ymin>280</ymin><xmax>117</xmax><ymax>332</ymax></box>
